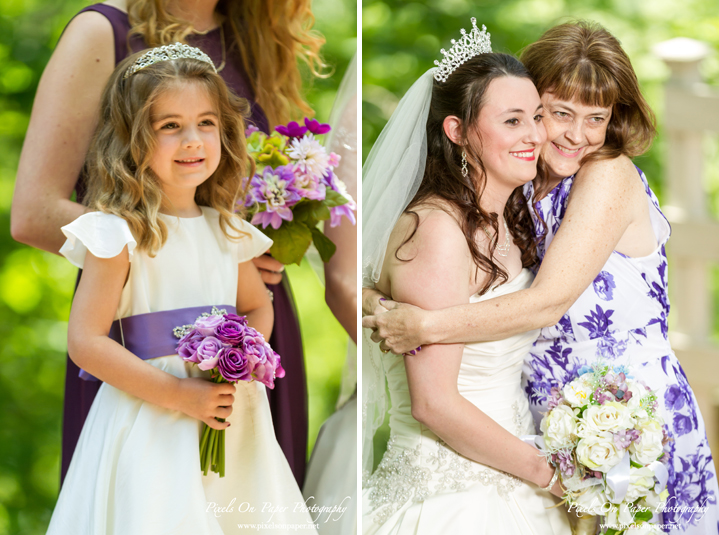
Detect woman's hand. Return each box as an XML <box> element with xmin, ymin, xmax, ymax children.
<box><xmin>361</xmin><ymin>287</ymin><xmax>389</xmax><ymax>316</ymax></box>
<box><xmin>252</xmin><ymin>254</ymin><xmax>284</xmax><ymax>285</ymax></box>
<box><xmin>363</xmin><ymin>300</ymin><xmax>432</xmax><ymax>354</ymax></box>
<box><xmin>174</xmin><ymin>377</ymin><xmax>236</xmax><ymax>430</ymax></box>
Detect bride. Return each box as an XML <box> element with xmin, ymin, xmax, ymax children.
<box><xmin>361</xmin><ymin>21</ymin><xmax>571</xmax><ymax>534</ymax></box>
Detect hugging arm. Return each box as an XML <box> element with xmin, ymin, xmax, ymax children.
<box><xmin>390</xmin><ymin>212</ymin><xmax>561</xmax><ymax>495</ymax></box>
<box><xmin>365</xmin><ymin>156</ymin><xmax>642</xmax><ymax>353</ymax></box>
<box><xmin>68</xmin><ymin>247</ymin><xmax>235</xmax><ymax>430</ymax></box>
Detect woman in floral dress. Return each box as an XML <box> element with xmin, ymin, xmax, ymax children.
<box><xmin>363</xmin><ymin>22</ymin><xmax>719</xmax><ymax>534</ymax></box>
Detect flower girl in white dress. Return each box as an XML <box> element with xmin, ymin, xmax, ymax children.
<box><xmin>47</xmin><ymin>45</ymin><xmax>317</xmax><ymax>535</ymax></box>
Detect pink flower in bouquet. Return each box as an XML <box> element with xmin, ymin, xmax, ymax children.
<box><xmin>328</xmin><ymin>152</ymin><xmax>340</xmax><ymax>168</ymax></box>
<box><xmin>178</xmin><ymin>330</ymin><xmax>204</xmax><ymax>363</ymax></box>
<box><xmin>557</xmin><ymin>450</ymin><xmax>575</xmax><ymax>477</ymax></box>
<box><xmin>295</xmin><ymin>172</ymin><xmax>326</xmax><ymax>201</ymax></box>
<box><xmin>196</xmin><ymin>336</ymin><xmax>224</xmax><ymax>371</ymax></box>
<box><xmin>275</xmin><ymin>121</ymin><xmax>307</xmax><ymax>138</ymax></box>
<box><xmin>224</xmin><ymin>313</ymin><xmax>248</xmax><ymax>326</ymax></box>
<box><xmin>593</xmin><ymin>388</ymin><xmax>614</xmax><ymax>405</ymax></box>
<box><xmin>242</xmin><ymin>332</ymin><xmax>285</xmax><ymax>389</ymax></box>
<box><xmin>287</xmin><ymin>134</ymin><xmax>330</xmax><ymax>177</ymax></box>
<box><xmin>195</xmin><ymin>315</ymin><xmax>225</xmax><ymax>336</ymax></box>
<box><xmin>613</xmin><ymin>428</ymin><xmax>640</xmax><ymax>450</ymax></box>
<box><xmin>217</xmin><ymin>347</ymin><xmax>252</xmax><ymax>382</ymax></box>
<box><xmin>547</xmin><ymin>386</ymin><xmax>564</xmax><ymax>409</ymax></box>
<box><xmin>245</xmin><ymin>124</ymin><xmax>260</xmax><ymax>137</ymax></box>
<box><xmin>250</xmin><ymin>166</ymin><xmax>301</xmax><ymax>229</ymax></box>
<box><xmin>325</xmin><ymin>171</ymin><xmax>357</xmax><ymax>227</ymax></box>
<box><xmin>304</xmin><ymin>117</ymin><xmax>331</xmax><ymax>135</ymax></box>
<box><xmin>214</xmin><ymin>319</ymin><xmax>245</xmax><ymax>345</ymax></box>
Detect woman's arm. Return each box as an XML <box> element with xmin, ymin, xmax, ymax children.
<box><xmin>236</xmin><ymin>260</ymin><xmax>274</xmax><ymax>339</ymax></box>
<box><xmin>68</xmin><ymin>248</ymin><xmax>235</xmax><ymax>430</ymax></box>
<box><xmin>387</xmin><ymin>211</ymin><xmax>561</xmax><ymax>495</ymax></box>
<box><xmin>11</xmin><ymin>12</ymin><xmax>115</xmax><ymax>253</ymax></box>
<box><xmin>365</xmin><ymin>155</ymin><xmax>647</xmax><ymax>354</ymax></box>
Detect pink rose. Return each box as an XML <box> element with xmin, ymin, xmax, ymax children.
<box><xmin>196</xmin><ymin>336</ymin><xmax>223</xmax><ymax>371</ymax></box>
<box><xmin>194</xmin><ymin>315</ymin><xmax>225</xmax><ymax>336</ymax></box>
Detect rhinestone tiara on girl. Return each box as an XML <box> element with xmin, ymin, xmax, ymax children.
<box><xmin>434</xmin><ymin>18</ymin><xmax>492</xmax><ymax>82</ymax></box>
<box><xmin>123</xmin><ymin>43</ymin><xmax>217</xmax><ymax>79</ymax></box>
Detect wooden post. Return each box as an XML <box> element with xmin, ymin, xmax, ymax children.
<box><xmin>653</xmin><ymin>37</ymin><xmax>719</xmax><ymax>465</ymax></box>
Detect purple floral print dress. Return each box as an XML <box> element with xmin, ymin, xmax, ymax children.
<box><xmin>522</xmin><ymin>168</ymin><xmax>719</xmax><ymax>534</ymax></box>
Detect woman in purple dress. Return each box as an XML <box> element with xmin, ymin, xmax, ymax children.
<box><xmin>363</xmin><ymin>22</ymin><xmax>719</xmax><ymax>533</ymax></box>
<box><xmin>10</xmin><ymin>0</ymin><xmax>324</xmax><ymax>488</ymax></box>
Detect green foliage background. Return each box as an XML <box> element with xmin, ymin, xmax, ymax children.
<box><xmin>362</xmin><ymin>0</ymin><xmax>719</xmax><ymax>200</ymax></box>
<box><xmin>0</xmin><ymin>1</ymin><xmax>356</xmax><ymax>533</ymax></box>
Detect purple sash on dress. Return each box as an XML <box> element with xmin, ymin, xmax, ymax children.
<box><xmin>79</xmin><ymin>305</ymin><xmax>237</xmax><ymax>381</ymax></box>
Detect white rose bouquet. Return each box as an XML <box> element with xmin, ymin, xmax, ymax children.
<box><xmin>539</xmin><ymin>364</ymin><xmax>670</xmax><ymax>535</ymax></box>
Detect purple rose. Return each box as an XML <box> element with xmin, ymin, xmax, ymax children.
<box><xmin>304</xmin><ymin>117</ymin><xmax>331</xmax><ymax>135</ymax></box>
<box><xmin>242</xmin><ymin>332</ymin><xmax>284</xmax><ymax>388</ymax></box>
<box><xmin>275</xmin><ymin>121</ymin><xmax>307</xmax><ymax>138</ymax></box>
<box><xmin>217</xmin><ymin>347</ymin><xmax>252</xmax><ymax>383</ymax></box>
<box><xmin>224</xmin><ymin>313</ymin><xmax>248</xmax><ymax>326</ymax></box>
<box><xmin>194</xmin><ymin>315</ymin><xmax>225</xmax><ymax>336</ymax></box>
<box><xmin>177</xmin><ymin>330</ymin><xmax>204</xmax><ymax>363</ymax></box>
<box><xmin>214</xmin><ymin>320</ymin><xmax>246</xmax><ymax>345</ymax></box>
<box><xmin>196</xmin><ymin>336</ymin><xmax>223</xmax><ymax>371</ymax></box>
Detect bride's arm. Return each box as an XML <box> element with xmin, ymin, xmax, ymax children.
<box><xmin>366</xmin><ymin>155</ymin><xmax>643</xmax><ymax>353</ymax></box>
<box><xmin>388</xmin><ymin>211</ymin><xmax>561</xmax><ymax>495</ymax></box>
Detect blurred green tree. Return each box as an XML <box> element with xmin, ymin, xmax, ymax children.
<box><xmin>0</xmin><ymin>1</ymin><xmax>355</xmax><ymax>533</ymax></box>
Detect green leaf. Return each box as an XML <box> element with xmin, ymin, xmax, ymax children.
<box><xmin>630</xmin><ymin>460</ymin><xmax>644</xmax><ymax>469</ymax></box>
<box><xmin>324</xmin><ymin>189</ymin><xmax>349</xmax><ymax>207</ymax></box>
<box><xmin>311</xmin><ymin>227</ymin><xmax>337</xmax><ymax>263</ymax></box>
<box><xmin>261</xmin><ymin>222</ymin><xmax>313</xmax><ymax>265</ymax></box>
<box><xmin>605</xmin><ymin>529</ymin><xmax>620</xmax><ymax>535</ymax></box>
<box><xmin>633</xmin><ymin>509</ymin><xmax>653</xmax><ymax>523</ymax></box>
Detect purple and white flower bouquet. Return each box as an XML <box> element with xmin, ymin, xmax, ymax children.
<box><xmin>174</xmin><ymin>307</ymin><xmax>285</xmax><ymax>477</ymax></box>
<box><xmin>243</xmin><ymin>118</ymin><xmax>357</xmax><ymax>265</ymax></box>
<box><xmin>539</xmin><ymin>364</ymin><xmax>670</xmax><ymax>535</ymax></box>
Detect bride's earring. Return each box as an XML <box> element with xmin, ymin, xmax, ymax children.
<box><xmin>461</xmin><ymin>151</ymin><xmax>468</xmax><ymax>178</ymax></box>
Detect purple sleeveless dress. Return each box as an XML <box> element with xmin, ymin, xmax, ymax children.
<box><xmin>61</xmin><ymin>4</ymin><xmax>307</xmax><ymax>487</ymax></box>
<box><xmin>522</xmin><ymin>168</ymin><xmax>719</xmax><ymax>533</ymax></box>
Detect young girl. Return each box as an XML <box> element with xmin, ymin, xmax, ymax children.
<box><xmin>47</xmin><ymin>44</ymin><xmax>317</xmax><ymax>534</ymax></box>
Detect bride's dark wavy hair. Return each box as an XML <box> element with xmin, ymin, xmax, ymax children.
<box><xmin>399</xmin><ymin>53</ymin><xmax>539</xmax><ymax>295</ymax></box>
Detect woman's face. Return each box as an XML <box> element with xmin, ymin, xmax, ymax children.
<box><xmin>540</xmin><ymin>93</ymin><xmax>613</xmax><ymax>180</ymax></box>
<box><xmin>472</xmin><ymin>76</ymin><xmax>546</xmax><ymax>191</ymax></box>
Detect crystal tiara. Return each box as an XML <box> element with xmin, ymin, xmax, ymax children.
<box><xmin>433</xmin><ymin>18</ymin><xmax>492</xmax><ymax>83</ymax></box>
<box><xmin>123</xmin><ymin>43</ymin><xmax>217</xmax><ymax>79</ymax></box>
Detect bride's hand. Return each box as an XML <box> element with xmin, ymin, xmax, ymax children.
<box><xmin>362</xmin><ymin>300</ymin><xmax>431</xmax><ymax>355</ymax></box>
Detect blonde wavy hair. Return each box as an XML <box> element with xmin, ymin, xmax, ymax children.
<box><xmin>83</xmin><ymin>50</ymin><xmax>252</xmax><ymax>256</ymax></box>
<box><xmin>126</xmin><ymin>0</ymin><xmax>327</xmax><ymax>127</ymax></box>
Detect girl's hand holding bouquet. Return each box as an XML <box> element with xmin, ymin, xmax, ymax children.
<box><xmin>175</xmin><ymin>307</ymin><xmax>285</xmax><ymax>477</ymax></box>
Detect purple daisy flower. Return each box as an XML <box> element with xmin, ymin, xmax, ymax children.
<box><xmin>249</xmin><ymin>165</ymin><xmax>302</xmax><ymax>230</ymax></box>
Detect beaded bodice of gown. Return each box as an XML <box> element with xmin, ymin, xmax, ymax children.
<box><xmin>364</xmin><ymin>269</ymin><xmax>540</xmax><ymax>524</ymax></box>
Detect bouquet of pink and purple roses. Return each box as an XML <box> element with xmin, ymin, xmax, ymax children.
<box><xmin>539</xmin><ymin>363</ymin><xmax>670</xmax><ymax>535</ymax></box>
<box><xmin>243</xmin><ymin>118</ymin><xmax>356</xmax><ymax>265</ymax></box>
<box><xmin>174</xmin><ymin>307</ymin><xmax>285</xmax><ymax>477</ymax></box>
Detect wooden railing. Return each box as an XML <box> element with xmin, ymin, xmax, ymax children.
<box><xmin>654</xmin><ymin>37</ymin><xmax>719</xmax><ymax>459</ymax></box>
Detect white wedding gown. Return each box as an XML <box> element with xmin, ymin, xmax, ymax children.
<box><xmin>362</xmin><ymin>269</ymin><xmax>572</xmax><ymax>534</ymax></box>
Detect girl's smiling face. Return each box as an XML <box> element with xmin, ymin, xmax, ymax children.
<box><xmin>540</xmin><ymin>93</ymin><xmax>612</xmax><ymax>181</ymax></box>
<box><xmin>149</xmin><ymin>81</ymin><xmax>221</xmax><ymax>197</ymax></box>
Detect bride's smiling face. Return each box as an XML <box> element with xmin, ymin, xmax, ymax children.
<box><xmin>470</xmin><ymin>76</ymin><xmax>546</xmax><ymax>190</ymax></box>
